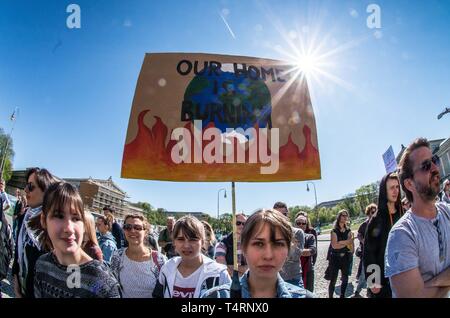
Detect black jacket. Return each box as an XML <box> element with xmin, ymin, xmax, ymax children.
<box><xmin>221</xmin><ymin>233</ymin><xmax>247</xmax><ymax>266</ymax></box>
<box><xmin>363</xmin><ymin>172</ymin><xmax>403</xmax><ymax>297</ymax></box>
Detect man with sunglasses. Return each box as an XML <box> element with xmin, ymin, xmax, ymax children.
<box><xmin>215</xmin><ymin>213</ymin><xmax>248</xmax><ymax>277</ymax></box>
<box><xmin>295</xmin><ymin>214</ymin><xmax>316</xmax><ymax>292</ymax></box>
<box><xmin>385</xmin><ymin>138</ymin><xmax>450</xmax><ymax>297</ymax></box>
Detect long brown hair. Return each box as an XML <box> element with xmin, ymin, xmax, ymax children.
<box><xmin>241</xmin><ymin>208</ymin><xmax>293</xmax><ymax>253</ymax></box>
<box><xmin>40</xmin><ymin>182</ymin><xmax>86</xmax><ymax>251</ymax></box>
<box><xmin>333</xmin><ymin>209</ymin><xmax>349</xmax><ymax>231</ymax></box>
<box><xmin>27</xmin><ymin>168</ymin><xmax>59</xmax><ymax>232</ymax></box>
<box><xmin>83</xmin><ymin>210</ymin><xmax>99</xmax><ymax>248</ymax></box>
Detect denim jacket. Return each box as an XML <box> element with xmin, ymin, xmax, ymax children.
<box><xmin>201</xmin><ymin>271</ymin><xmax>313</xmax><ymax>298</ymax></box>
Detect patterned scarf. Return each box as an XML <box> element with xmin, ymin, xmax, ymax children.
<box><xmin>17</xmin><ymin>206</ymin><xmax>44</xmax><ymax>280</ymax></box>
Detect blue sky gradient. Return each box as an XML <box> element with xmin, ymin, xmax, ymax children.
<box><xmin>1</xmin><ymin>0</ymin><xmax>449</xmax><ymax>216</ymax></box>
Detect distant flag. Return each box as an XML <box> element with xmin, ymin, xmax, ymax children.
<box><xmin>10</xmin><ymin>109</ymin><xmax>16</xmax><ymax>121</ymax></box>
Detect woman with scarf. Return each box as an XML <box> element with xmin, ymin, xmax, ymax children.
<box><xmin>364</xmin><ymin>172</ymin><xmax>404</xmax><ymax>298</ymax></box>
<box><xmin>12</xmin><ymin>168</ymin><xmax>58</xmax><ymax>298</ymax></box>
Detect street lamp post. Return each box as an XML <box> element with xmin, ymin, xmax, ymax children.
<box><xmin>306</xmin><ymin>181</ymin><xmax>318</xmax><ymax>225</ymax></box>
<box><xmin>217</xmin><ymin>188</ymin><xmax>227</xmax><ymax>219</ymax></box>
<box><xmin>437</xmin><ymin>107</ymin><xmax>450</xmax><ymax>120</ymax></box>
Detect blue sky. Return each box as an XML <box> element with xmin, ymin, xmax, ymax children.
<box><xmin>1</xmin><ymin>0</ymin><xmax>449</xmax><ymax>217</ymax></box>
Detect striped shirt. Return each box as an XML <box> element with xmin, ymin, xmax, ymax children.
<box><xmin>34</xmin><ymin>252</ymin><xmax>121</xmax><ymax>298</ymax></box>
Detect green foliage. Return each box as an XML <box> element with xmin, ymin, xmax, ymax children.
<box><xmin>208</xmin><ymin>213</ymin><xmax>232</xmax><ymax>235</ymax></box>
<box><xmin>0</xmin><ymin>127</ymin><xmax>15</xmax><ymax>181</ymax></box>
<box><xmin>354</xmin><ymin>182</ymin><xmax>379</xmax><ymax>214</ymax></box>
<box><xmin>289</xmin><ymin>205</ymin><xmax>313</xmax><ymax>222</ymax></box>
<box><xmin>135</xmin><ymin>202</ymin><xmax>167</xmax><ymax>226</ymax></box>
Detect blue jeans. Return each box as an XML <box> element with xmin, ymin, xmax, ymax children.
<box><xmin>355</xmin><ymin>264</ymin><xmax>367</xmax><ymax>293</ymax></box>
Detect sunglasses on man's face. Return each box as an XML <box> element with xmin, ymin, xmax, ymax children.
<box><xmin>25</xmin><ymin>182</ymin><xmax>36</xmax><ymax>192</ymax></box>
<box><xmin>414</xmin><ymin>155</ymin><xmax>440</xmax><ymax>174</ymax></box>
<box><xmin>236</xmin><ymin>221</ymin><xmax>246</xmax><ymax>226</ymax></box>
<box><xmin>123</xmin><ymin>224</ymin><xmax>144</xmax><ymax>231</ymax></box>
<box><xmin>296</xmin><ymin>221</ymin><xmax>307</xmax><ymax>226</ymax></box>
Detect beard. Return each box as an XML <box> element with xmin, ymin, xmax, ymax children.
<box><xmin>416</xmin><ymin>171</ymin><xmax>440</xmax><ymax>201</ymax></box>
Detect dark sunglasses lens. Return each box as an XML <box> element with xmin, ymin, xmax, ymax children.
<box><xmin>124</xmin><ymin>224</ymin><xmax>143</xmax><ymax>231</ymax></box>
<box><xmin>236</xmin><ymin>221</ymin><xmax>245</xmax><ymax>226</ymax></box>
<box><xmin>432</xmin><ymin>155</ymin><xmax>440</xmax><ymax>166</ymax></box>
<box><xmin>421</xmin><ymin>160</ymin><xmax>432</xmax><ymax>172</ymax></box>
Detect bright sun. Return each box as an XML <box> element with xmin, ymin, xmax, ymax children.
<box><xmin>295</xmin><ymin>54</ymin><xmax>319</xmax><ymax>76</ymax></box>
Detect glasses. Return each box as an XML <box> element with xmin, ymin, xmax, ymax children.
<box><xmin>414</xmin><ymin>155</ymin><xmax>440</xmax><ymax>174</ymax></box>
<box><xmin>433</xmin><ymin>218</ymin><xmax>444</xmax><ymax>263</ymax></box>
<box><xmin>123</xmin><ymin>224</ymin><xmax>144</xmax><ymax>231</ymax></box>
<box><xmin>296</xmin><ymin>221</ymin><xmax>307</xmax><ymax>226</ymax></box>
<box><xmin>236</xmin><ymin>221</ymin><xmax>246</xmax><ymax>226</ymax></box>
<box><xmin>25</xmin><ymin>182</ymin><xmax>36</xmax><ymax>192</ymax></box>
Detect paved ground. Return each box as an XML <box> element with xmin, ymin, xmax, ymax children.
<box><xmin>314</xmin><ymin>232</ymin><xmax>367</xmax><ymax>298</ymax></box>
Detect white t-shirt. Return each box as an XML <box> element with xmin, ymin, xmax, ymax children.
<box><xmin>120</xmin><ymin>253</ymin><xmax>158</xmax><ymax>298</ymax></box>
<box><xmin>172</xmin><ymin>264</ymin><xmax>203</xmax><ymax>298</ymax></box>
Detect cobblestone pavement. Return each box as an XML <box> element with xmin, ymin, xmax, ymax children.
<box><xmin>314</xmin><ymin>233</ymin><xmax>367</xmax><ymax>298</ymax></box>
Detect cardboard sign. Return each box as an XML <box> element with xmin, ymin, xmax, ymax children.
<box><xmin>121</xmin><ymin>53</ymin><xmax>321</xmax><ymax>182</ymax></box>
<box><xmin>383</xmin><ymin>145</ymin><xmax>397</xmax><ymax>174</ymax></box>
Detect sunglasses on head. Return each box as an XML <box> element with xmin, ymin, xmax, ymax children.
<box><xmin>236</xmin><ymin>221</ymin><xmax>246</xmax><ymax>226</ymax></box>
<box><xmin>25</xmin><ymin>182</ymin><xmax>36</xmax><ymax>192</ymax></box>
<box><xmin>415</xmin><ymin>155</ymin><xmax>440</xmax><ymax>174</ymax></box>
<box><xmin>123</xmin><ymin>224</ymin><xmax>144</xmax><ymax>231</ymax></box>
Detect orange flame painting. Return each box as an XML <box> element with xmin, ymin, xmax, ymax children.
<box><xmin>121</xmin><ymin>53</ymin><xmax>321</xmax><ymax>182</ymax></box>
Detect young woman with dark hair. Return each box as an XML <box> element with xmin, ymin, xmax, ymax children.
<box><xmin>202</xmin><ymin>209</ymin><xmax>312</xmax><ymax>298</ymax></box>
<box><xmin>154</xmin><ymin>215</ymin><xmax>230</xmax><ymax>298</ymax></box>
<box><xmin>12</xmin><ymin>167</ymin><xmax>58</xmax><ymax>298</ymax></box>
<box><xmin>328</xmin><ymin>209</ymin><xmax>354</xmax><ymax>298</ymax></box>
<box><xmin>34</xmin><ymin>182</ymin><xmax>121</xmax><ymax>298</ymax></box>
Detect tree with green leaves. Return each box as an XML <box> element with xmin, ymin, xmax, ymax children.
<box><xmin>354</xmin><ymin>182</ymin><xmax>379</xmax><ymax>214</ymax></box>
<box><xmin>0</xmin><ymin>127</ymin><xmax>15</xmax><ymax>181</ymax></box>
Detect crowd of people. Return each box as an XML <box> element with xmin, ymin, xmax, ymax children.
<box><xmin>0</xmin><ymin>137</ymin><xmax>449</xmax><ymax>298</ymax></box>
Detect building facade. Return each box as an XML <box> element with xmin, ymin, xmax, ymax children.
<box><xmin>436</xmin><ymin>137</ymin><xmax>450</xmax><ymax>183</ymax></box>
<box><xmin>65</xmin><ymin>177</ymin><xmax>129</xmax><ymax>220</ymax></box>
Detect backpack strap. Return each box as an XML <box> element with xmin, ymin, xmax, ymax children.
<box><xmin>151</xmin><ymin>250</ymin><xmax>161</xmax><ymax>271</ymax></box>
<box><xmin>205</xmin><ymin>276</ymin><xmax>219</xmax><ymax>290</ymax></box>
